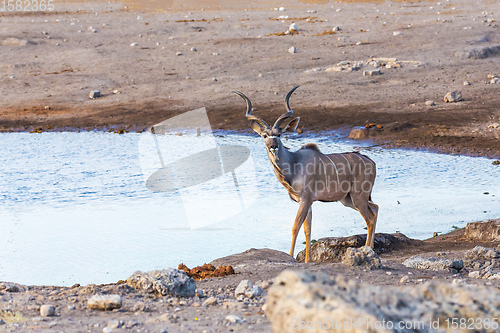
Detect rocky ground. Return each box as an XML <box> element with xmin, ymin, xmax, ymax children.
<box><xmin>0</xmin><ymin>0</ymin><xmax>499</xmax><ymax>157</ymax></box>
<box><xmin>2</xmin><ymin>219</ymin><xmax>500</xmax><ymax>332</ymax></box>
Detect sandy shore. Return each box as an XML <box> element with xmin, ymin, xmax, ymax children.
<box><xmin>0</xmin><ymin>0</ymin><xmax>499</xmax><ymax>157</ymax></box>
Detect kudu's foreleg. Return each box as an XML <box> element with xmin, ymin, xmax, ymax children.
<box><xmin>289</xmin><ymin>201</ymin><xmax>312</xmax><ymax>262</ymax></box>
<box><xmin>303</xmin><ymin>208</ymin><xmax>313</xmax><ymax>263</ymax></box>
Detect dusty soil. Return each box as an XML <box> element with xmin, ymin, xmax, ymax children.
<box><xmin>0</xmin><ymin>0</ymin><xmax>499</xmax><ymax>157</ymax></box>
<box><xmin>2</xmin><ymin>229</ymin><xmax>500</xmax><ymax>333</ymax></box>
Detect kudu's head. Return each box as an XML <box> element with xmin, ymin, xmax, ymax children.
<box><xmin>233</xmin><ymin>86</ymin><xmax>301</xmax><ymax>159</ymax></box>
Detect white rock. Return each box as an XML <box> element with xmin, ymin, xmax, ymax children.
<box><xmin>289</xmin><ymin>23</ymin><xmax>299</xmax><ymax>31</ymax></box>
<box><xmin>103</xmin><ymin>328</ymin><xmax>112</xmax><ymax>333</ymax></box>
<box><xmin>425</xmin><ymin>100</ymin><xmax>436</xmax><ymax>106</ymax></box>
<box><xmin>40</xmin><ymin>305</ymin><xmax>55</xmax><ymax>317</ymax></box>
<box><xmin>107</xmin><ymin>320</ymin><xmax>123</xmax><ymax>329</ymax></box>
<box><xmin>491</xmin><ymin>77</ymin><xmax>500</xmax><ymax>84</ymax></box>
<box><xmin>226</xmin><ymin>315</ymin><xmax>243</xmax><ymax>323</ymax></box>
<box><xmin>130</xmin><ymin>43</ymin><xmax>138</xmax><ymax>47</ymax></box>
<box><xmin>363</xmin><ymin>69</ymin><xmax>381</xmax><ymax>76</ymax></box>
<box><xmin>190</xmin><ymin>47</ymin><xmax>197</xmax><ymax>52</ymax></box>
<box><xmin>488</xmin><ymin>123</ymin><xmax>499</xmax><ymax>129</ymax></box>
<box><xmin>87</xmin><ymin>295</ymin><xmax>122</xmax><ymax>311</ymax></box>
<box><xmin>463</xmin><ymin>80</ymin><xmax>471</xmax><ymax>85</ymax></box>
<box><xmin>393</xmin><ymin>31</ymin><xmax>402</xmax><ymax>36</ymax></box>
<box><xmin>137</xmin><ymin>16</ymin><xmax>143</xmax><ymax>20</ymax></box>
<box><xmin>176</xmin><ymin>52</ymin><xmax>183</xmax><ymax>56</ymax></box>
<box><xmin>288</xmin><ymin>46</ymin><xmax>296</xmax><ymax>54</ymax></box>
<box><xmin>279</xmin><ymin>7</ymin><xmax>285</xmax><ymax>11</ymax></box>
<box><xmin>202</xmin><ymin>296</ymin><xmax>217</xmax><ymax>306</ymax></box>
<box><xmin>400</xmin><ymin>276</ymin><xmax>410</xmax><ymax>283</ymax></box>
<box><xmin>332</xmin><ymin>26</ymin><xmax>340</xmax><ymax>31</ymax></box>
<box><xmin>235</xmin><ymin>280</ymin><xmax>252</xmax><ymax>297</ymax></box>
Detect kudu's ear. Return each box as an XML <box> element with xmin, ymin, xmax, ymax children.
<box><xmin>250</xmin><ymin>120</ymin><xmax>266</xmax><ymax>134</ymax></box>
<box><xmin>284</xmin><ymin>117</ymin><xmax>300</xmax><ymax>132</ymax></box>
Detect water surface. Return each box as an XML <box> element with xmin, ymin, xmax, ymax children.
<box><xmin>0</xmin><ymin>132</ymin><xmax>498</xmax><ymax>286</ymax></box>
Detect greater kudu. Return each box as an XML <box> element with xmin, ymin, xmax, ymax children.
<box><xmin>233</xmin><ymin>86</ymin><xmax>378</xmax><ymax>263</ymax></box>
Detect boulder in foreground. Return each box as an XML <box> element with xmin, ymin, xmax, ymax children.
<box><xmin>264</xmin><ymin>270</ymin><xmax>500</xmax><ymax>333</ymax></box>
<box><xmin>127</xmin><ymin>268</ymin><xmax>196</xmax><ymax>297</ymax></box>
<box><xmin>296</xmin><ymin>233</ymin><xmax>418</xmax><ymax>263</ymax></box>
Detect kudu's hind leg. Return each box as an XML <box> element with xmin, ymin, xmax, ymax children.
<box><xmin>353</xmin><ymin>197</ymin><xmax>379</xmax><ymax>248</ymax></box>
<box><xmin>289</xmin><ymin>201</ymin><xmax>312</xmax><ymax>261</ymax></box>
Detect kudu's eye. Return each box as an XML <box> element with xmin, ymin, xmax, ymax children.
<box><xmin>262</xmin><ymin>134</ymin><xmax>268</xmax><ymax>139</ymax></box>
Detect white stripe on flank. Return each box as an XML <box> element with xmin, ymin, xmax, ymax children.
<box><xmin>324</xmin><ymin>154</ymin><xmax>340</xmax><ymax>186</ymax></box>
<box><xmin>319</xmin><ymin>156</ymin><xmax>327</xmax><ymax>176</ymax></box>
<box><xmin>340</xmin><ymin>153</ymin><xmax>351</xmax><ymax>173</ymax></box>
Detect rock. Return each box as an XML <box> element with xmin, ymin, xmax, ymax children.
<box><xmin>259</xmin><ymin>280</ymin><xmax>273</xmax><ymax>290</ymax></box>
<box><xmin>348</xmin><ymin>126</ymin><xmax>369</xmax><ymax>139</ymax></box>
<box><xmin>40</xmin><ymin>305</ymin><xmax>55</xmax><ymax>317</ymax></box>
<box><xmin>289</xmin><ymin>23</ymin><xmax>298</xmax><ymax>31</ymax></box>
<box><xmin>488</xmin><ymin>123</ymin><xmax>499</xmax><ymax>128</ymax></box>
<box><xmin>102</xmin><ymin>328</ymin><xmax>112</xmax><ymax>333</ymax></box>
<box><xmin>176</xmin><ymin>52</ymin><xmax>183</xmax><ymax>56</ymax></box>
<box><xmin>463</xmin><ymin>80</ymin><xmax>471</xmax><ymax>85</ymax></box>
<box><xmin>130</xmin><ymin>43</ymin><xmax>138</xmax><ymax>47</ymax></box>
<box><xmin>457</xmin><ymin>45</ymin><xmax>500</xmax><ymax>59</ymax></box>
<box><xmin>226</xmin><ymin>315</ymin><xmax>243</xmax><ymax>323</ymax></box>
<box><xmin>296</xmin><ymin>233</ymin><xmax>418</xmax><ymax>263</ymax></box>
<box><xmin>332</xmin><ymin>26</ymin><xmax>340</xmax><ymax>31</ymax></box>
<box><xmin>0</xmin><ymin>282</ymin><xmax>26</xmax><ymax>292</ymax></box>
<box><xmin>127</xmin><ymin>268</ymin><xmax>196</xmax><ymax>297</ymax></box>
<box><xmin>443</xmin><ymin>91</ymin><xmax>462</xmax><ymax>102</ymax></box>
<box><xmin>235</xmin><ymin>280</ymin><xmax>252</xmax><ymax>297</ymax></box>
<box><xmin>491</xmin><ymin>77</ymin><xmax>500</xmax><ymax>84</ymax></box>
<box><xmin>400</xmin><ymin>275</ymin><xmax>410</xmax><ymax>283</ymax></box>
<box><xmin>1</xmin><ymin>37</ymin><xmax>36</xmax><ymax>46</ymax></box>
<box><xmin>469</xmin><ymin>271</ymin><xmax>481</xmax><ymax>278</ymax></box>
<box><xmin>493</xmin><ymin>160</ymin><xmax>500</xmax><ymax>165</ymax></box>
<box><xmin>190</xmin><ymin>47</ymin><xmax>197</xmax><ymax>52</ymax></box>
<box><xmin>0</xmin><ymin>319</ymin><xmax>5</xmax><ymax>325</ymax></box>
<box><xmin>464</xmin><ymin>219</ymin><xmax>500</xmax><ymax>242</ymax></box>
<box><xmin>234</xmin><ymin>280</ymin><xmax>264</xmax><ymax>298</ymax></box>
<box><xmin>393</xmin><ymin>31</ymin><xmax>402</xmax><ymax>36</ymax></box>
<box><xmin>89</xmin><ymin>90</ymin><xmax>101</xmax><ymax>99</ymax></box>
<box><xmin>87</xmin><ymin>295</ymin><xmax>122</xmax><ymax>311</ymax></box>
<box><xmin>265</xmin><ymin>270</ymin><xmax>500</xmax><ymax>333</ymax></box>
<box><xmin>107</xmin><ymin>320</ymin><xmax>124</xmax><ymax>329</ymax></box>
<box><xmin>288</xmin><ymin>46</ymin><xmax>296</xmax><ymax>54</ymax></box>
<box><xmin>342</xmin><ymin>246</ymin><xmax>382</xmax><ymax>269</ymax></box>
<box><xmin>202</xmin><ymin>296</ymin><xmax>217</xmax><ymax>306</ymax></box>
<box><xmin>402</xmin><ymin>256</ymin><xmax>464</xmax><ymax>273</ymax></box>
<box><xmin>465</xmin><ymin>246</ymin><xmax>500</xmax><ymax>260</ymax></box>
<box><xmin>425</xmin><ymin>100</ymin><xmax>436</xmax><ymax>106</ymax></box>
<box><xmin>363</xmin><ymin>69</ymin><xmax>381</xmax><ymax>76</ymax></box>
<box><xmin>125</xmin><ymin>320</ymin><xmax>140</xmax><ymax>329</ymax></box>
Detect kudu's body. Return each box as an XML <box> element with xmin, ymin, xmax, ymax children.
<box><xmin>234</xmin><ymin>86</ymin><xmax>378</xmax><ymax>263</ymax></box>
